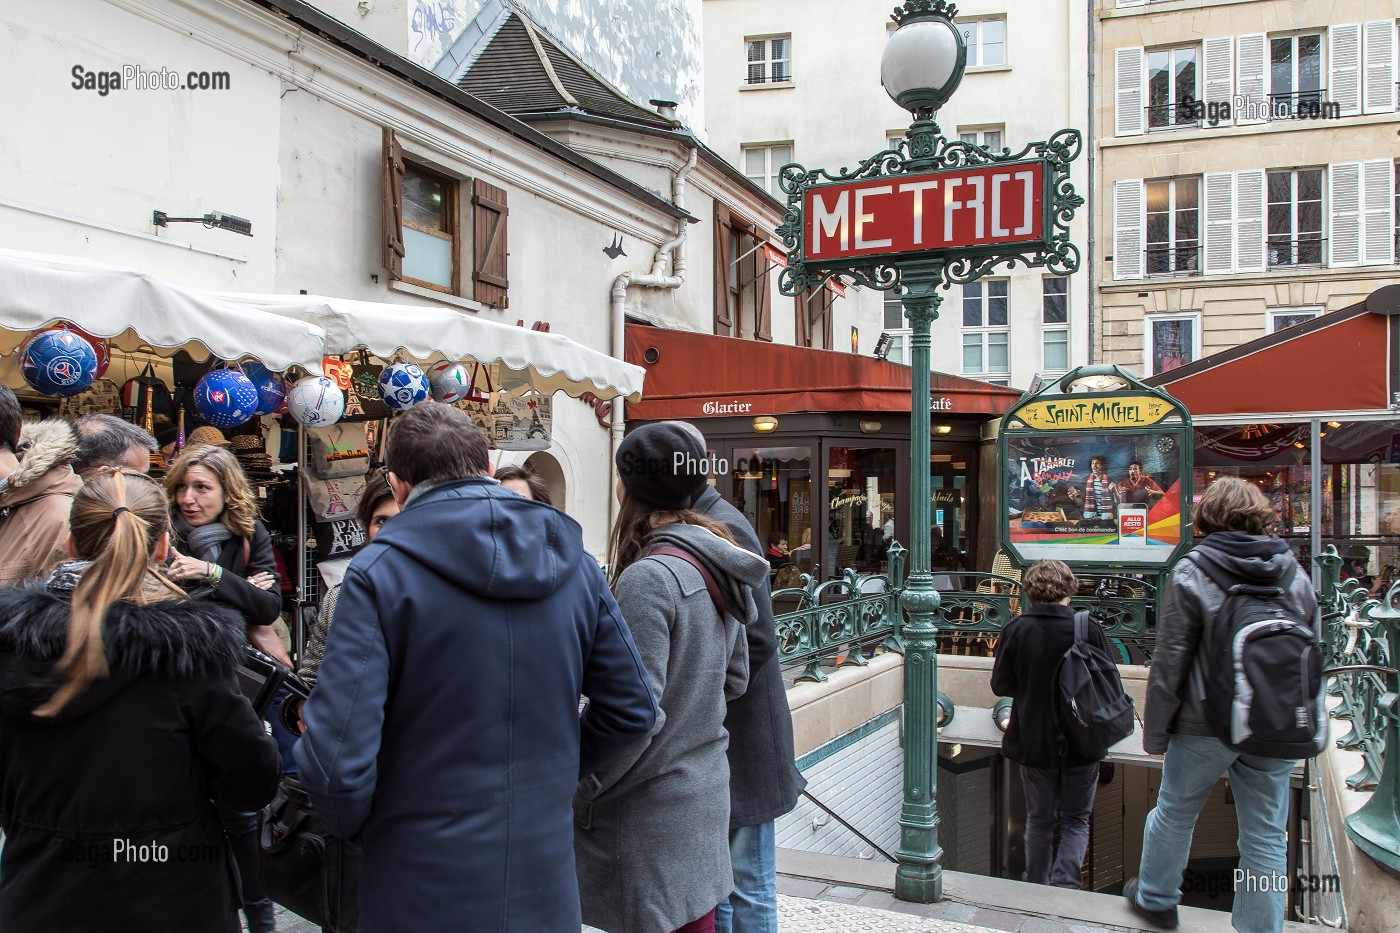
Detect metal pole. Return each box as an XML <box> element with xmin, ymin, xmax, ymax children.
<box><xmin>1311</xmin><ymin>418</ymin><xmax>1322</xmax><ymax>588</ymax></box>
<box><xmin>895</xmin><ymin>259</ymin><xmax>945</xmax><ymax>902</ymax></box>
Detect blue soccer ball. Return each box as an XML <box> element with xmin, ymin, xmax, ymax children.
<box><xmin>241</xmin><ymin>362</ymin><xmax>288</xmax><ymax>415</ymax></box>
<box><xmin>194</xmin><ymin>368</ymin><xmax>260</xmax><ymax>429</ymax></box>
<box><xmin>378</xmin><ymin>362</ymin><xmax>429</xmax><ymax>412</ymax></box>
<box><xmin>21</xmin><ymin>328</ymin><xmax>99</xmax><ymax>397</ymax></box>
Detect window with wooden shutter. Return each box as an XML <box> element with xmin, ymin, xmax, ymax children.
<box><xmin>1235</xmin><ymin>34</ymin><xmax>1268</xmax><ymax>125</ymax></box>
<box><xmin>1328</xmin><ymin>162</ymin><xmax>1363</xmax><ymax>268</ymax></box>
<box><xmin>1203</xmin><ymin>172</ymin><xmax>1236</xmax><ymax>274</ymax></box>
<box><xmin>1330</xmin><ymin>24</ymin><xmax>1363</xmax><ymax>117</ymax></box>
<box><xmin>1114</xmin><ymin>47</ymin><xmax>1145</xmax><ymax>137</ymax></box>
<box><xmin>795</xmin><ymin>292</ymin><xmax>810</xmax><ymax>347</ymax></box>
<box><xmin>1112</xmin><ymin>179</ymin><xmax>1145</xmax><ymax>280</ymax></box>
<box><xmin>382</xmin><ymin>128</ymin><xmax>405</xmax><ymax>281</ymax></box>
<box><xmin>1203</xmin><ymin>36</ymin><xmax>1234</xmax><ymax>126</ymax></box>
<box><xmin>472</xmin><ymin>179</ymin><xmax>509</xmax><ymax>308</ymax></box>
<box><xmin>1362</xmin><ymin>159</ymin><xmax>1396</xmax><ymax>266</ymax></box>
<box><xmin>1235</xmin><ymin>170</ymin><xmax>1267</xmax><ymax>273</ymax></box>
<box><xmin>805</xmin><ymin>286</ymin><xmax>834</xmax><ymax>350</ymax></box>
<box><xmin>754</xmin><ymin>244</ymin><xmax>772</xmax><ymax>342</ymax></box>
<box><xmin>1363</xmin><ymin>20</ymin><xmax>1397</xmax><ymax>114</ymax></box>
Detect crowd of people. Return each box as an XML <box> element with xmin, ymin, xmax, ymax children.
<box><xmin>0</xmin><ymin>390</ymin><xmax>803</xmax><ymax>933</ymax></box>
<box><xmin>0</xmin><ymin>375</ymin><xmax>1329</xmax><ymax>933</ymax></box>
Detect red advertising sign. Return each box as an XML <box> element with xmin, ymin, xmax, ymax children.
<box><xmin>803</xmin><ymin>161</ymin><xmax>1046</xmax><ymax>263</ymax></box>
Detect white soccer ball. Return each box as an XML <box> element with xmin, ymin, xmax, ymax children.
<box><xmin>378</xmin><ymin>362</ymin><xmax>430</xmax><ymax>412</ymax></box>
<box><xmin>428</xmin><ymin>361</ymin><xmax>474</xmax><ymax>403</ymax></box>
<box><xmin>286</xmin><ymin>375</ymin><xmax>346</xmax><ymax>428</ymax></box>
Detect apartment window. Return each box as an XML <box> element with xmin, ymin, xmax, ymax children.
<box><xmin>1042</xmin><ymin>277</ymin><xmax>1069</xmax><ymax>372</ymax></box>
<box><xmin>746</xmin><ymin>36</ymin><xmax>791</xmax><ymax>85</ymax></box>
<box><xmin>958</xmin><ymin>126</ymin><xmax>1005</xmax><ymax>152</ymax></box>
<box><xmin>744</xmin><ymin>143</ymin><xmax>792</xmax><ymax>200</ymax></box>
<box><xmin>1267</xmin><ymin>168</ymin><xmax>1324</xmax><ymax>266</ymax></box>
<box><xmin>1147</xmin><ymin>45</ymin><xmax>1199</xmax><ymax>128</ymax></box>
<box><xmin>882</xmin><ymin>291</ymin><xmax>909</xmax><ymax>365</ymax></box>
<box><xmin>382</xmin><ymin>129</ymin><xmax>509</xmax><ymax>306</ymax></box>
<box><xmin>1146</xmin><ymin>177</ymin><xmax>1200</xmax><ymax>274</ymax></box>
<box><xmin>962</xmin><ymin>280</ymin><xmax>1009</xmax><ymax>377</ymax></box>
<box><xmin>1270</xmin><ymin>33</ymin><xmax>1323</xmax><ymax>117</ymax></box>
<box><xmin>1268</xmin><ymin>307</ymin><xmax>1322</xmax><ymax>332</ymax></box>
<box><xmin>959</xmin><ymin>19</ymin><xmax>1005</xmax><ymax>67</ymax></box>
<box><xmin>1145</xmin><ymin>313</ymin><xmax>1200</xmax><ymax>376</ymax></box>
<box><xmin>713</xmin><ymin>209</ymin><xmax>772</xmax><ymax>341</ymax></box>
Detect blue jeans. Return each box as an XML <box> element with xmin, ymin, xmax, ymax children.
<box><xmin>714</xmin><ymin>821</ymin><xmax>777</xmax><ymax>933</ymax></box>
<box><xmin>1136</xmin><ymin>734</ymin><xmax>1295</xmax><ymax>933</ymax></box>
<box><xmin>1021</xmin><ymin>762</ymin><xmax>1099</xmax><ymax>888</ymax></box>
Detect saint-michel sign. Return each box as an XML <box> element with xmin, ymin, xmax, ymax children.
<box><xmin>804</xmin><ymin>161</ymin><xmax>1046</xmax><ymax>263</ymax></box>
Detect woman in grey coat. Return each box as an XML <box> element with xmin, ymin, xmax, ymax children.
<box><xmin>577</xmin><ymin>423</ymin><xmax>769</xmax><ymax>933</ymax></box>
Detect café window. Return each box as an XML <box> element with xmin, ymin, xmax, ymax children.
<box><xmin>731</xmin><ymin>446</ymin><xmax>813</xmax><ymax>586</ymax></box>
<box><xmin>827</xmin><ymin>446</ymin><xmax>899</xmax><ymax>578</ymax></box>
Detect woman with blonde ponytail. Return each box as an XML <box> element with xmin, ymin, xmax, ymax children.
<box><xmin>0</xmin><ymin>470</ymin><xmax>281</xmax><ymax>933</ymax></box>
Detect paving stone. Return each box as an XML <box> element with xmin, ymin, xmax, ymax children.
<box><xmin>926</xmin><ymin>902</ymin><xmax>981</xmax><ymax>923</ymax></box>
<box><xmin>780</xmin><ymin>876</ymin><xmax>835</xmax><ymax>899</ymax></box>
<box><xmin>821</xmin><ymin>884</ymin><xmax>871</xmax><ymax>902</ymax></box>
<box><xmin>1018</xmin><ymin>918</ymin><xmax>1072</xmax><ymax>933</ymax></box>
<box><xmin>969</xmin><ymin>907</ymin><xmax>1025</xmax><ymax>931</ymax></box>
<box><xmin>773</xmin><ymin>893</ymin><xmax>1021</xmax><ymax>931</ymax></box>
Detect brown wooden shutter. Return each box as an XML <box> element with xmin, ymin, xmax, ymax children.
<box><xmin>820</xmin><ymin>288</ymin><xmax>834</xmax><ymax>349</ymax></box>
<box><xmin>753</xmin><ymin>242</ymin><xmax>772</xmax><ymax>342</ymax></box>
<box><xmin>382</xmin><ymin>128</ymin><xmax>405</xmax><ymax>280</ymax></box>
<box><xmin>472</xmin><ymin>179</ymin><xmax>509</xmax><ymax>308</ymax></box>
<box><xmin>794</xmin><ymin>291</ymin><xmax>809</xmax><ymax>347</ymax></box>
<box><xmin>713</xmin><ymin>210</ymin><xmax>732</xmax><ymax>334</ymax></box>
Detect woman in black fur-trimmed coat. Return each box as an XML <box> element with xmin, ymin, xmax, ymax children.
<box><xmin>0</xmin><ymin>471</ymin><xmax>280</xmax><ymax>933</ymax></box>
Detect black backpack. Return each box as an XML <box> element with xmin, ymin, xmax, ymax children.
<box><xmin>1055</xmin><ymin>610</ymin><xmax>1136</xmax><ymax>760</ymax></box>
<box><xmin>1186</xmin><ymin>552</ymin><xmax>1325</xmax><ymax>759</ymax></box>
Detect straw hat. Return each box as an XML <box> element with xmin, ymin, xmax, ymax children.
<box><xmin>186</xmin><ymin>425</ymin><xmax>230</xmax><ymax>448</ymax></box>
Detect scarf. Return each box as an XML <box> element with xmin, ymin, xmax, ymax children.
<box><xmin>173</xmin><ymin>513</ymin><xmax>234</xmax><ymax>563</ymax></box>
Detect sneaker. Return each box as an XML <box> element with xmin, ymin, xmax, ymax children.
<box><xmin>1124</xmin><ymin>877</ymin><xmax>1178</xmax><ymax>930</ymax></box>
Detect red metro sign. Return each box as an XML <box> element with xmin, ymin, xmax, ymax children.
<box><xmin>803</xmin><ymin>161</ymin><xmax>1046</xmax><ymax>264</ymax></box>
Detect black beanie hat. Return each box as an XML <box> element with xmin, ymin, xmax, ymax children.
<box><xmin>616</xmin><ymin>422</ymin><xmax>708</xmax><ymax>510</ymax></box>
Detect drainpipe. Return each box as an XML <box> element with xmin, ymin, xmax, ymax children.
<box><xmin>1086</xmin><ymin>0</ymin><xmax>1097</xmax><ymax>364</ymax></box>
<box><xmin>608</xmin><ymin>144</ymin><xmax>700</xmax><ymax>532</ymax></box>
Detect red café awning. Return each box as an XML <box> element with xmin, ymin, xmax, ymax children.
<box><xmin>1143</xmin><ymin>296</ymin><xmax>1392</xmax><ymax>417</ymax></box>
<box><xmin>624</xmin><ymin>324</ymin><xmax>1022</xmax><ymax>420</ymax></box>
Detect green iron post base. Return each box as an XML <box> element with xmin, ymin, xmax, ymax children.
<box><xmin>895</xmin><ymin>260</ymin><xmax>945</xmax><ymax>902</ymax></box>
<box><xmin>1344</xmin><ymin>610</ymin><xmax>1400</xmax><ymax>872</ymax></box>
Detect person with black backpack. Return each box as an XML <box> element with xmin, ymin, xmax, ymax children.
<box><xmin>1126</xmin><ymin>477</ymin><xmax>1324</xmax><ymax>932</ymax></box>
<box><xmin>991</xmin><ymin>560</ymin><xmax>1132</xmax><ymax>889</ymax></box>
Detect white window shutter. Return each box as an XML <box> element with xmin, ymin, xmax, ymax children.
<box><xmin>1113</xmin><ymin>180</ymin><xmax>1145</xmax><ymax>281</ymax></box>
<box><xmin>1329</xmin><ymin>162</ymin><xmax>1363</xmax><ymax>268</ymax></box>
<box><xmin>1235</xmin><ymin>34</ymin><xmax>1267</xmax><ymax>125</ymax></box>
<box><xmin>1203</xmin><ymin>172</ymin><xmax>1236</xmax><ymax>275</ymax></box>
<box><xmin>1362</xmin><ymin>159</ymin><xmax>1396</xmax><ymax>266</ymax></box>
<box><xmin>1363</xmin><ymin>20</ymin><xmax>1397</xmax><ymax>114</ymax></box>
<box><xmin>1234</xmin><ymin>171</ymin><xmax>1266</xmax><ymax>273</ymax></box>
<box><xmin>1203</xmin><ymin>36</ymin><xmax>1235</xmax><ymax>126</ymax></box>
<box><xmin>1117</xmin><ymin>0</ymin><xmax>1146</xmax><ymax>7</ymax></box>
<box><xmin>1330</xmin><ymin>24</ymin><xmax>1363</xmax><ymax>117</ymax></box>
<box><xmin>1115</xmin><ymin>47</ymin><xmax>1145</xmax><ymax>137</ymax></box>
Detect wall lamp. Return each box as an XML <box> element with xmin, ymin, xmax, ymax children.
<box><xmin>752</xmin><ymin>415</ymin><xmax>779</xmax><ymax>433</ymax></box>
<box><xmin>874</xmin><ymin>332</ymin><xmax>893</xmax><ymax>361</ymax></box>
<box><xmin>153</xmin><ymin>210</ymin><xmax>254</xmax><ymax>236</ymax></box>
<box><xmin>993</xmin><ymin>697</ymin><xmax>1013</xmax><ymax>732</ymax></box>
<box><xmin>859</xmin><ymin>419</ymin><xmax>883</xmax><ymax>434</ymax></box>
<box><xmin>933</xmin><ymin>424</ymin><xmax>953</xmax><ymax>435</ymax></box>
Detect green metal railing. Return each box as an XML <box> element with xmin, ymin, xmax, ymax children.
<box><xmin>774</xmin><ymin>543</ymin><xmax>1160</xmax><ymax>679</ymax></box>
<box><xmin>1317</xmin><ymin>546</ymin><xmax>1400</xmax><ymax>872</ymax></box>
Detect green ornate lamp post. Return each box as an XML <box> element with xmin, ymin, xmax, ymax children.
<box><xmin>774</xmin><ymin>0</ymin><xmax>1083</xmax><ymax>903</ymax></box>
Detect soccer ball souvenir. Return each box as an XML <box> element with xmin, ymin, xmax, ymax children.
<box><xmin>286</xmin><ymin>375</ymin><xmax>345</xmax><ymax>428</ymax></box>
<box><xmin>193</xmin><ymin>368</ymin><xmax>259</xmax><ymax>429</ymax></box>
<box><xmin>241</xmin><ymin>362</ymin><xmax>288</xmax><ymax>415</ymax></box>
<box><xmin>21</xmin><ymin>328</ymin><xmax>99</xmax><ymax>397</ymax></box>
<box><xmin>60</xmin><ymin>325</ymin><xmax>111</xmax><ymax>380</ymax></box>
<box><xmin>378</xmin><ymin>362</ymin><xmax>429</xmax><ymax>412</ymax></box>
<box><xmin>428</xmin><ymin>361</ymin><xmax>473</xmax><ymax>403</ymax></box>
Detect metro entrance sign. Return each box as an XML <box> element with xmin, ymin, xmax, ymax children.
<box><xmin>804</xmin><ymin>161</ymin><xmax>1047</xmax><ymax>263</ymax></box>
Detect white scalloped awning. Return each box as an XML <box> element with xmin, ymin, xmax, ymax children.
<box><xmin>0</xmin><ymin>249</ymin><xmax>644</xmax><ymax>402</ymax></box>
<box><xmin>207</xmin><ymin>291</ymin><xmax>644</xmax><ymax>402</ymax></box>
<box><xmin>0</xmin><ymin>248</ymin><xmax>326</xmax><ymax>371</ymax></box>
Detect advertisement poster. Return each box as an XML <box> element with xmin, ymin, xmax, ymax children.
<box><xmin>1007</xmin><ymin>432</ymin><xmax>1183</xmax><ymax>563</ymax></box>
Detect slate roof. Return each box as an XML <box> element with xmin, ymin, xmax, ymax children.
<box><xmin>457</xmin><ymin>13</ymin><xmax>679</xmax><ymax>131</ymax></box>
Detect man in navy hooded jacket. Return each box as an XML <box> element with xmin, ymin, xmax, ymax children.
<box><xmin>296</xmin><ymin>402</ymin><xmax>657</xmax><ymax>933</ymax></box>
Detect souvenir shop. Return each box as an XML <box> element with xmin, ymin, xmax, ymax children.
<box><xmin>1145</xmin><ymin>284</ymin><xmax>1400</xmax><ymax>587</ymax></box>
<box><xmin>0</xmin><ymin>248</ymin><xmax>643</xmax><ymax>652</ymax></box>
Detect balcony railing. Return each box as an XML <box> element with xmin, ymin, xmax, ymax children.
<box><xmin>1146</xmin><ymin>243</ymin><xmax>1201</xmax><ymax>276</ymax></box>
<box><xmin>1145</xmin><ymin>100</ymin><xmax>1202</xmax><ymax>130</ymax></box>
<box><xmin>1268</xmin><ymin>236</ymin><xmax>1325</xmax><ymax>268</ymax></box>
<box><xmin>1267</xmin><ymin>89</ymin><xmax>1334</xmax><ymax>120</ymax></box>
